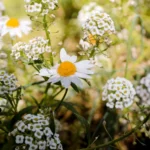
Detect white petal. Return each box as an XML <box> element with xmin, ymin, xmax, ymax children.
<box><xmin>48</xmin><ymin>76</ymin><xmax>61</xmax><ymax>84</ymax></box>
<box><xmin>60</xmin><ymin>77</ymin><xmax>71</xmax><ymax>88</ymax></box>
<box><xmin>39</xmin><ymin>68</ymin><xmax>52</xmax><ymax>77</ymax></box>
<box><xmin>75</xmin><ymin>60</ymin><xmax>94</xmax><ymax>68</ymax></box>
<box><xmin>60</xmin><ymin>48</ymin><xmax>77</xmax><ymax>63</ymax></box>
<box><xmin>75</xmin><ymin>72</ymin><xmax>91</xmax><ymax>79</ymax></box>
<box><xmin>70</xmin><ymin>76</ymin><xmax>83</xmax><ymax>88</ymax></box>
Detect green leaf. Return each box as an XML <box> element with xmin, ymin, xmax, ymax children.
<box><xmin>71</xmin><ymin>83</ymin><xmax>80</xmax><ymax>93</ymax></box>
<box><xmin>61</xmin><ymin>101</ymin><xmax>90</xmax><ymax>142</ymax></box>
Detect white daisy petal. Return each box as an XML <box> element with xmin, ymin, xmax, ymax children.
<box><xmin>71</xmin><ymin>76</ymin><xmax>83</xmax><ymax>88</ymax></box>
<box><xmin>75</xmin><ymin>72</ymin><xmax>91</xmax><ymax>79</ymax></box>
<box><xmin>39</xmin><ymin>68</ymin><xmax>52</xmax><ymax>77</ymax></box>
<box><xmin>61</xmin><ymin>77</ymin><xmax>71</xmax><ymax>88</ymax></box>
<box><xmin>60</xmin><ymin>48</ymin><xmax>77</xmax><ymax>63</ymax></box>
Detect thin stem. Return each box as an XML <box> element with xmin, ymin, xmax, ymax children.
<box><xmin>55</xmin><ymin>89</ymin><xmax>68</xmax><ymax>112</ymax></box>
<box><xmin>40</xmin><ymin>83</ymin><xmax>51</xmax><ymax>105</ymax></box>
<box><xmin>43</xmin><ymin>15</ymin><xmax>53</xmax><ymax>66</ymax></box>
<box><xmin>78</xmin><ymin>114</ymin><xmax>150</xmax><ymax>150</ymax></box>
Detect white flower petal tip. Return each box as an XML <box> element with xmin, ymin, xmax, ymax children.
<box><xmin>39</xmin><ymin>68</ymin><xmax>52</xmax><ymax>77</ymax></box>
<box><xmin>60</xmin><ymin>48</ymin><xmax>77</xmax><ymax>63</ymax></box>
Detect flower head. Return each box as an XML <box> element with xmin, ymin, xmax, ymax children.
<box><xmin>102</xmin><ymin>77</ymin><xmax>136</xmax><ymax>109</ymax></box>
<box><xmin>82</xmin><ymin>11</ymin><xmax>115</xmax><ymax>47</ymax></box>
<box><xmin>24</xmin><ymin>0</ymin><xmax>58</xmax><ymax>16</ymax></box>
<box><xmin>11</xmin><ymin>37</ymin><xmax>51</xmax><ymax>61</ymax></box>
<box><xmin>0</xmin><ymin>71</ymin><xmax>18</xmax><ymax>95</ymax></box>
<box><xmin>0</xmin><ymin>16</ymin><xmax>31</xmax><ymax>38</ymax></box>
<box><xmin>136</xmin><ymin>74</ymin><xmax>150</xmax><ymax>106</ymax></box>
<box><xmin>39</xmin><ymin>48</ymin><xmax>94</xmax><ymax>88</ymax></box>
<box><xmin>78</xmin><ymin>2</ymin><xmax>104</xmax><ymax>25</ymax></box>
<box><xmin>9</xmin><ymin>110</ymin><xmax>63</xmax><ymax>150</ymax></box>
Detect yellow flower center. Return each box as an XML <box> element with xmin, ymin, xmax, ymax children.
<box><xmin>6</xmin><ymin>18</ymin><xmax>19</xmax><ymax>28</ymax></box>
<box><xmin>57</xmin><ymin>61</ymin><xmax>76</xmax><ymax>77</ymax></box>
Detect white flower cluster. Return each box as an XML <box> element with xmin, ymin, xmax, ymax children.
<box><xmin>11</xmin><ymin>37</ymin><xmax>51</xmax><ymax>61</ymax></box>
<box><xmin>82</xmin><ymin>11</ymin><xmax>115</xmax><ymax>46</ymax></box>
<box><xmin>9</xmin><ymin>113</ymin><xmax>63</xmax><ymax>150</ymax></box>
<box><xmin>77</xmin><ymin>2</ymin><xmax>104</xmax><ymax>25</ymax></box>
<box><xmin>24</xmin><ymin>0</ymin><xmax>58</xmax><ymax>16</ymax></box>
<box><xmin>102</xmin><ymin>77</ymin><xmax>136</xmax><ymax>109</ymax></box>
<box><xmin>0</xmin><ymin>71</ymin><xmax>18</xmax><ymax>95</ymax></box>
<box><xmin>136</xmin><ymin>74</ymin><xmax>150</xmax><ymax>106</ymax></box>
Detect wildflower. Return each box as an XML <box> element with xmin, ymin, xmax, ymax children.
<box><xmin>15</xmin><ymin>135</ymin><xmax>24</xmax><ymax>144</ymax></box>
<box><xmin>9</xmin><ymin>111</ymin><xmax>63</xmax><ymax>150</ymax></box>
<box><xmin>102</xmin><ymin>77</ymin><xmax>136</xmax><ymax>109</ymax></box>
<box><xmin>24</xmin><ymin>0</ymin><xmax>58</xmax><ymax>16</ymax></box>
<box><xmin>0</xmin><ymin>16</ymin><xmax>31</xmax><ymax>38</ymax></box>
<box><xmin>136</xmin><ymin>74</ymin><xmax>150</xmax><ymax>106</ymax></box>
<box><xmin>25</xmin><ymin>136</ymin><xmax>33</xmax><ymax>145</ymax></box>
<box><xmin>78</xmin><ymin>2</ymin><xmax>104</xmax><ymax>25</ymax></box>
<box><xmin>39</xmin><ymin>48</ymin><xmax>94</xmax><ymax>88</ymax></box>
<box><xmin>11</xmin><ymin>37</ymin><xmax>51</xmax><ymax>61</ymax></box>
<box><xmin>0</xmin><ymin>71</ymin><xmax>18</xmax><ymax>95</ymax></box>
<box><xmin>82</xmin><ymin>11</ymin><xmax>115</xmax><ymax>46</ymax></box>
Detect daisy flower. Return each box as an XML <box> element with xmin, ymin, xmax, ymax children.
<box><xmin>39</xmin><ymin>48</ymin><xmax>94</xmax><ymax>88</ymax></box>
<box><xmin>0</xmin><ymin>16</ymin><xmax>31</xmax><ymax>38</ymax></box>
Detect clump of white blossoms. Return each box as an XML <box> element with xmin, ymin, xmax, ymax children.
<box><xmin>39</xmin><ymin>48</ymin><xmax>94</xmax><ymax>88</ymax></box>
<box><xmin>77</xmin><ymin>2</ymin><xmax>104</xmax><ymax>25</ymax></box>
<box><xmin>102</xmin><ymin>77</ymin><xmax>136</xmax><ymax>109</ymax></box>
<box><xmin>24</xmin><ymin>0</ymin><xmax>58</xmax><ymax>16</ymax></box>
<box><xmin>11</xmin><ymin>37</ymin><xmax>51</xmax><ymax>61</ymax></box>
<box><xmin>0</xmin><ymin>71</ymin><xmax>18</xmax><ymax>95</ymax></box>
<box><xmin>81</xmin><ymin>11</ymin><xmax>115</xmax><ymax>50</ymax></box>
<box><xmin>0</xmin><ymin>16</ymin><xmax>31</xmax><ymax>38</ymax></box>
<box><xmin>9</xmin><ymin>113</ymin><xmax>63</xmax><ymax>150</ymax></box>
<box><xmin>136</xmin><ymin>74</ymin><xmax>150</xmax><ymax>106</ymax></box>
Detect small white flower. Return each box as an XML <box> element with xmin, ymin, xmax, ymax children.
<box><xmin>29</xmin><ymin>143</ymin><xmax>38</xmax><ymax>150</ymax></box>
<box><xmin>44</xmin><ymin>127</ymin><xmax>53</xmax><ymax>137</ymax></box>
<box><xmin>17</xmin><ymin>121</ymin><xmax>27</xmax><ymax>132</ymax></box>
<box><xmin>34</xmin><ymin>130</ymin><xmax>43</xmax><ymax>139</ymax></box>
<box><xmin>39</xmin><ymin>48</ymin><xmax>94</xmax><ymax>88</ymax></box>
<box><xmin>25</xmin><ymin>136</ymin><xmax>33</xmax><ymax>145</ymax></box>
<box><xmin>15</xmin><ymin>135</ymin><xmax>24</xmax><ymax>144</ymax></box>
<box><xmin>23</xmin><ymin>114</ymin><xmax>34</xmax><ymax>121</ymax></box>
<box><xmin>0</xmin><ymin>16</ymin><xmax>31</xmax><ymax>38</ymax></box>
<box><xmin>39</xmin><ymin>141</ymin><xmax>46</xmax><ymax>150</ymax></box>
<box><xmin>49</xmin><ymin>139</ymin><xmax>57</xmax><ymax>149</ymax></box>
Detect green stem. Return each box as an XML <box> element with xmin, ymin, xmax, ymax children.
<box><xmin>40</xmin><ymin>83</ymin><xmax>51</xmax><ymax>105</ymax></box>
<box><xmin>79</xmin><ymin>114</ymin><xmax>150</xmax><ymax>150</ymax></box>
<box><xmin>55</xmin><ymin>89</ymin><xmax>68</xmax><ymax>112</ymax></box>
<box><xmin>43</xmin><ymin>15</ymin><xmax>53</xmax><ymax>66</ymax></box>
